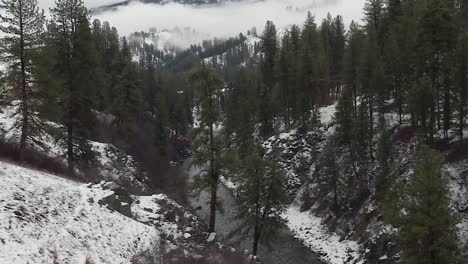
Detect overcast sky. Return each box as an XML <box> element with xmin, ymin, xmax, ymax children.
<box><xmin>37</xmin><ymin>0</ymin><xmax>366</xmax><ymax>47</ymax></box>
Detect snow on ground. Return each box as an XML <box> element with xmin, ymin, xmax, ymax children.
<box><xmin>220</xmin><ymin>175</ymin><xmax>238</xmax><ymax>191</ymax></box>
<box><xmin>446</xmin><ymin>163</ymin><xmax>468</xmax><ymax>252</ymax></box>
<box><xmin>283</xmin><ymin>206</ymin><xmax>361</xmax><ymax>264</ymax></box>
<box><xmin>319</xmin><ymin>103</ymin><xmax>336</xmax><ymax>126</ymax></box>
<box><xmin>319</xmin><ymin>103</ymin><xmax>337</xmax><ymax>137</ymax></box>
<box><xmin>132</xmin><ymin>193</ymin><xmax>195</xmax><ymax>242</ymax></box>
<box><xmin>0</xmin><ymin>102</ymin><xmax>151</xmax><ymax>192</ymax></box>
<box><xmin>92</xmin><ymin>142</ymin><xmax>151</xmax><ymax>193</ymax></box>
<box><xmin>203</xmin><ymin>34</ymin><xmax>261</xmax><ymax>67</ymax></box>
<box><xmin>245</xmin><ymin>35</ymin><xmax>261</xmax><ymax>54</ymax></box>
<box><xmin>0</xmin><ymin>161</ymin><xmax>159</xmax><ymax>264</ymax></box>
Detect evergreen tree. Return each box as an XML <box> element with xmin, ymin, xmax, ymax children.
<box><xmin>189</xmin><ymin>63</ymin><xmax>224</xmax><ymax>233</ymax></box>
<box><xmin>0</xmin><ymin>0</ymin><xmax>45</xmax><ymax>161</ymax></box>
<box><xmin>364</xmin><ymin>0</ymin><xmax>385</xmax><ymax>44</ymax></box>
<box><xmin>49</xmin><ymin>0</ymin><xmax>97</xmax><ymax>169</ymax></box>
<box><xmin>400</xmin><ymin>144</ymin><xmax>459</xmax><ymax>263</ymax></box>
<box><xmin>154</xmin><ymin>95</ymin><xmax>169</xmax><ymax>155</ymax></box>
<box><xmin>299</xmin><ymin>13</ymin><xmax>320</xmax><ymax>126</ymax></box>
<box><xmin>335</xmin><ymin>86</ymin><xmax>354</xmax><ymax>146</ymax></box>
<box><xmin>111</xmin><ymin>37</ymin><xmax>142</xmax><ymax>136</ymax></box>
<box><xmin>408</xmin><ymin>77</ymin><xmax>436</xmax><ymax>140</ymax></box>
<box><xmin>418</xmin><ymin>0</ymin><xmax>458</xmax><ymax>137</ymax></box>
<box><xmin>316</xmin><ymin>139</ymin><xmax>343</xmax><ymax>215</ymax></box>
<box><xmin>259</xmin><ymin>20</ymin><xmax>278</xmax><ymax>139</ymax></box>
<box><xmin>375</xmin><ymin>126</ymin><xmax>393</xmax><ymax>203</ymax></box>
<box><xmin>456</xmin><ymin>32</ymin><xmax>468</xmax><ymax>141</ymax></box>
<box><xmin>231</xmin><ymin>145</ymin><xmax>287</xmax><ymax>256</ymax></box>
<box><xmin>277</xmin><ymin>31</ymin><xmax>292</xmax><ymax>128</ymax></box>
<box><xmin>331</xmin><ymin>15</ymin><xmax>346</xmax><ymax>99</ymax></box>
<box><xmin>344</xmin><ymin>21</ymin><xmax>365</xmax><ymax>113</ymax></box>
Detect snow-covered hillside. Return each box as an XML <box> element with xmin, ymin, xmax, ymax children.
<box><xmin>218</xmin><ymin>100</ymin><xmax>468</xmax><ymax>263</ymax></box>
<box><xmin>265</xmin><ymin>102</ymin><xmax>468</xmax><ymax>263</ymax></box>
<box><xmin>203</xmin><ymin>34</ymin><xmax>261</xmax><ymax>67</ymax></box>
<box><xmin>0</xmin><ymin>159</ymin><xmax>246</xmax><ymax>263</ymax></box>
<box><xmin>0</xmin><ymin>101</ymin><xmax>151</xmax><ymax>193</ymax></box>
<box><xmin>0</xmin><ymin>161</ymin><xmax>160</xmax><ymax>263</ymax></box>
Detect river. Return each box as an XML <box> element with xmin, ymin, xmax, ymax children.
<box><xmin>171</xmin><ymin>159</ymin><xmax>321</xmax><ymax>264</ymax></box>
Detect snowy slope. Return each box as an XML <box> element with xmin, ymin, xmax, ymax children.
<box><xmin>284</xmin><ymin>206</ymin><xmax>360</xmax><ymax>264</ymax></box>
<box><xmin>280</xmin><ymin>101</ymin><xmax>468</xmax><ymax>263</ymax></box>
<box><xmin>0</xmin><ymin>101</ymin><xmax>151</xmax><ymax>193</ymax></box>
<box><xmin>203</xmin><ymin>34</ymin><xmax>261</xmax><ymax>67</ymax></box>
<box><xmin>0</xmin><ymin>161</ymin><xmax>160</xmax><ymax>264</ymax></box>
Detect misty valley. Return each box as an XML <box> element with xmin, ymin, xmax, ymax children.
<box><xmin>0</xmin><ymin>0</ymin><xmax>468</xmax><ymax>263</ymax></box>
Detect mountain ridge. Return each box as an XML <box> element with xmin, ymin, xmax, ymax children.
<box><xmin>91</xmin><ymin>0</ymin><xmax>247</xmax><ymax>14</ymax></box>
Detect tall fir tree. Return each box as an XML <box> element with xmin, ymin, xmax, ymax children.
<box><xmin>230</xmin><ymin>145</ymin><xmax>287</xmax><ymax>256</ymax></box>
<box><xmin>456</xmin><ymin>32</ymin><xmax>468</xmax><ymax>141</ymax></box>
<box><xmin>344</xmin><ymin>21</ymin><xmax>365</xmax><ymax>113</ymax></box>
<box><xmin>111</xmin><ymin>37</ymin><xmax>142</xmax><ymax>136</ymax></box>
<box><xmin>400</xmin><ymin>144</ymin><xmax>459</xmax><ymax>263</ymax></box>
<box><xmin>259</xmin><ymin>20</ymin><xmax>278</xmax><ymax>139</ymax></box>
<box><xmin>49</xmin><ymin>0</ymin><xmax>97</xmax><ymax>169</ymax></box>
<box><xmin>0</xmin><ymin>0</ymin><xmax>45</xmax><ymax>161</ymax></box>
<box><xmin>189</xmin><ymin>63</ymin><xmax>224</xmax><ymax>233</ymax></box>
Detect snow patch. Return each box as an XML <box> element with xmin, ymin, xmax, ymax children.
<box><xmin>0</xmin><ymin>161</ymin><xmax>159</xmax><ymax>264</ymax></box>
<box><xmin>283</xmin><ymin>206</ymin><xmax>361</xmax><ymax>264</ymax></box>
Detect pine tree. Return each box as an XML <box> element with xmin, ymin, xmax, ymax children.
<box><xmin>375</xmin><ymin>126</ymin><xmax>393</xmax><ymax>203</ymax></box>
<box><xmin>111</xmin><ymin>37</ymin><xmax>142</xmax><ymax>136</ymax></box>
<box><xmin>189</xmin><ymin>63</ymin><xmax>223</xmax><ymax>233</ymax></box>
<box><xmin>364</xmin><ymin>0</ymin><xmax>385</xmax><ymax>44</ymax></box>
<box><xmin>0</xmin><ymin>0</ymin><xmax>45</xmax><ymax>161</ymax></box>
<box><xmin>418</xmin><ymin>0</ymin><xmax>458</xmax><ymax>137</ymax></box>
<box><xmin>361</xmin><ymin>33</ymin><xmax>379</xmax><ymax>160</ymax></box>
<box><xmin>299</xmin><ymin>13</ymin><xmax>320</xmax><ymax>126</ymax></box>
<box><xmin>277</xmin><ymin>31</ymin><xmax>292</xmax><ymax>129</ymax></box>
<box><xmin>331</xmin><ymin>15</ymin><xmax>346</xmax><ymax>99</ymax></box>
<box><xmin>231</xmin><ymin>145</ymin><xmax>287</xmax><ymax>256</ymax></box>
<box><xmin>400</xmin><ymin>144</ymin><xmax>459</xmax><ymax>263</ymax></box>
<box><xmin>259</xmin><ymin>20</ymin><xmax>278</xmax><ymax>139</ymax></box>
<box><xmin>335</xmin><ymin>86</ymin><xmax>354</xmax><ymax>146</ymax></box>
<box><xmin>90</xmin><ymin>19</ymin><xmax>107</xmax><ymax>111</ymax></box>
<box><xmin>154</xmin><ymin>94</ymin><xmax>169</xmax><ymax>155</ymax></box>
<box><xmin>408</xmin><ymin>77</ymin><xmax>436</xmax><ymax>140</ymax></box>
<box><xmin>344</xmin><ymin>21</ymin><xmax>365</xmax><ymax>113</ymax></box>
<box><xmin>456</xmin><ymin>32</ymin><xmax>468</xmax><ymax>141</ymax></box>
<box><xmin>49</xmin><ymin>0</ymin><xmax>97</xmax><ymax>169</ymax></box>
<box><xmin>316</xmin><ymin>139</ymin><xmax>343</xmax><ymax>215</ymax></box>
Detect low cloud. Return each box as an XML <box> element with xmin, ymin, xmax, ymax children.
<box><xmin>38</xmin><ymin>0</ymin><xmax>120</xmax><ymax>10</ymax></box>
<box><xmin>41</xmin><ymin>0</ymin><xmax>366</xmax><ymax>48</ymax></box>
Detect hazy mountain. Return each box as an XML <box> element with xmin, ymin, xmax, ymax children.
<box><xmin>91</xmin><ymin>0</ymin><xmax>244</xmax><ymax>14</ymax></box>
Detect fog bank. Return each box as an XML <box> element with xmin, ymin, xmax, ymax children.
<box><xmin>38</xmin><ymin>0</ymin><xmax>366</xmax><ymax>48</ymax></box>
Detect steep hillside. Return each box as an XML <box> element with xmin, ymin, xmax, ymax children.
<box><xmin>0</xmin><ymin>161</ymin><xmax>160</xmax><ymax>263</ymax></box>
<box><xmin>0</xmin><ymin>101</ymin><xmax>152</xmax><ymax>193</ymax></box>
<box><xmin>261</xmin><ymin>103</ymin><xmax>468</xmax><ymax>263</ymax></box>
<box><xmin>0</xmin><ymin>160</ymin><xmax>247</xmax><ymax>263</ymax></box>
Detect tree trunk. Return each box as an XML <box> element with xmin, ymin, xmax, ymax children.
<box><xmin>252</xmin><ymin>221</ymin><xmax>261</xmax><ymax>256</ymax></box>
<box><xmin>208</xmin><ymin>88</ymin><xmax>218</xmax><ymax>232</ymax></box>
<box><xmin>464</xmin><ymin>0</ymin><xmax>468</xmax><ymax>32</ymax></box>
<box><xmin>397</xmin><ymin>78</ymin><xmax>403</xmax><ymax>125</ymax></box>
<box><xmin>460</xmin><ymin>95</ymin><xmax>465</xmax><ymax>142</ymax></box>
<box><xmin>208</xmin><ymin>172</ymin><xmax>218</xmax><ymax>232</ymax></box>
<box><xmin>460</xmin><ymin>59</ymin><xmax>467</xmax><ymax>142</ymax></box>
<box><xmin>368</xmin><ymin>95</ymin><xmax>374</xmax><ymax>161</ymax></box>
<box><xmin>353</xmin><ymin>82</ymin><xmax>358</xmax><ymax>116</ymax></box>
<box><xmin>67</xmin><ymin>123</ymin><xmax>74</xmax><ymax>170</ymax></box>
<box><xmin>443</xmin><ymin>78</ymin><xmax>450</xmax><ymax>140</ymax></box>
<box><xmin>253</xmin><ymin>170</ymin><xmax>262</xmax><ymax>256</ymax></box>
<box><xmin>18</xmin><ymin>0</ymin><xmax>28</xmax><ymax>162</ymax></box>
